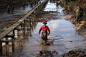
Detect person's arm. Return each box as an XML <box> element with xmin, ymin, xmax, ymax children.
<box><xmin>39</xmin><ymin>26</ymin><xmax>42</xmax><ymax>35</ymax></box>
<box><xmin>47</xmin><ymin>26</ymin><xmax>50</xmax><ymax>35</ymax></box>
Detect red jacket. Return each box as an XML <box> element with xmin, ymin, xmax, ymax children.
<box><xmin>39</xmin><ymin>25</ymin><xmax>50</xmax><ymax>33</ymax></box>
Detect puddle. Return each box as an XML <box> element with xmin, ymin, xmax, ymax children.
<box><xmin>44</xmin><ymin>1</ymin><xmax>57</xmax><ymax>11</ymax></box>
<box><xmin>1</xmin><ymin>0</ymin><xmax>86</xmax><ymax>57</ymax></box>
<box><xmin>12</xmin><ymin>1</ymin><xmax>85</xmax><ymax>57</ymax></box>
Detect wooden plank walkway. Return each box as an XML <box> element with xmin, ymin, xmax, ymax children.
<box><xmin>0</xmin><ymin>2</ymin><xmax>42</xmax><ymax>40</ymax></box>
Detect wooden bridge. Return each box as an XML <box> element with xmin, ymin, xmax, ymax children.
<box><xmin>0</xmin><ymin>0</ymin><xmax>48</xmax><ymax>56</ymax></box>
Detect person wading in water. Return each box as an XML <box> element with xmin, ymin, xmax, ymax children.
<box><xmin>39</xmin><ymin>21</ymin><xmax>50</xmax><ymax>43</ymax></box>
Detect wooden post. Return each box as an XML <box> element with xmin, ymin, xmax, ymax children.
<box><xmin>18</xmin><ymin>28</ymin><xmax>21</xmax><ymax>36</ymax></box>
<box><xmin>20</xmin><ymin>23</ymin><xmax>23</xmax><ymax>30</ymax></box>
<box><xmin>12</xmin><ymin>30</ymin><xmax>15</xmax><ymax>52</ymax></box>
<box><xmin>6</xmin><ymin>41</ymin><xmax>9</xmax><ymax>56</ymax></box>
<box><xmin>34</xmin><ymin>11</ymin><xmax>36</xmax><ymax>15</ymax></box>
<box><xmin>5</xmin><ymin>34</ymin><xmax>14</xmax><ymax>55</ymax></box>
<box><xmin>32</xmin><ymin>24</ymin><xmax>33</xmax><ymax>32</ymax></box>
<box><xmin>27</xmin><ymin>20</ymin><xmax>29</xmax><ymax>31</ymax></box>
<box><xmin>24</xmin><ymin>19</ymin><xmax>29</xmax><ymax>31</ymax></box>
<box><xmin>17</xmin><ymin>28</ymin><xmax>21</xmax><ymax>41</ymax></box>
<box><xmin>31</xmin><ymin>19</ymin><xmax>33</xmax><ymax>32</ymax></box>
<box><xmin>21</xmin><ymin>23</ymin><xmax>25</xmax><ymax>36</ymax></box>
<box><xmin>30</xmin><ymin>19</ymin><xmax>31</xmax><ymax>27</ymax></box>
<box><xmin>30</xmin><ymin>27</ymin><xmax>32</xmax><ymax>37</ymax></box>
<box><xmin>28</xmin><ymin>20</ymin><xmax>30</xmax><ymax>28</ymax></box>
<box><xmin>6</xmin><ymin>36</ymin><xmax>8</xmax><ymax>56</ymax></box>
<box><xmin>34</xmin><ymin>22</ymin><xmax>37</xmax><ymax>29</ymax></box>
<box><xmin>23</xmin><ymin>20</ymin><xmax>26</xmax><ymax>36</ymax></box>
<box><xmin>0</xmin><ymin>40</ymin><xmax>2</xmax><ymax>55</ymax></box>
<box><xmin>33</xmin><ymin>15</ymin><xmax>35</xmax><ymax>29</ymax></box>
<box><xmin>17</xmin><ymin>26</ymin><xmax>22</xmax><ymax>46</ymax></box>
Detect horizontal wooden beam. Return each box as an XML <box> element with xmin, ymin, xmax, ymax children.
<box><xmin>5</xmin><ymin>34</ymin><xmax>14</xmax><ymax>38</ymax></box>
<box><xmin>1</xmin><ymin>40</ymin><xmax>12</xmax><ymax>42</ymax></box>
<box><xmin>14</xmin><ymin>28</ymin><xmax>22</xmax><ymax>30</ymax></box>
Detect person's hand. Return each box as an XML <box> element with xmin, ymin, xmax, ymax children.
<box><xmin>39</xmin><ymin>32</ymin><xmax>40</xmax><ymax>35</ymax></box>
<box><xmin>48</xmin><ymin>33</ymin><xmax>50</xmax><ymax>35</ymax></box>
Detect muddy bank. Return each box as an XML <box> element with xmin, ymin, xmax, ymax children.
<box><xmin>1</xmin><ymin>1</ymin><xmax>86</xmax><ymax>57</ymax></box>
<box><xmin>63</xmin><ymin>9</ymin><xmax>86</xmax><ymax>39</ymax></box>
<box><xmin>60</xmin><ymin>0</ymin><xmax>86</xmax><ymax>21</ymax></box>
<box><xmin>60</xmin><ymin>0</ymin><xmax>86</xmax><ymax>31</ymax></box>
<box><xmin>28</xmin><ymin>49</ymin><xmax>86</xmax><ymax>57</ymax></box>
<box><xmin>63</xmin><ymin>8</ymin><xmax>86</xmax><ymax>31</ymax></box>
<box><xmin>60</xmin><ymin>49</ymin><xmax>86</xmax><ymax>57</ymax></box>
<box><xmin>29</xmin><ymin>50</ymin><xmax>58</xmax><ymax>57</ymax></box>
<box><xmin>54</xmin><ymin>1</ymin><xmax>86</xmax><ymax>57</ymax></box>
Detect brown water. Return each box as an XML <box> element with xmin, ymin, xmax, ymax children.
<box><xmin>2</xmin><ymin>0</ymin><xmax>86</xmax><ymax>57</ymax></box>
<box><xmin>0</xmin><ymin>0</ymin><xmax>44</xmax><ymax>19</ymax></box>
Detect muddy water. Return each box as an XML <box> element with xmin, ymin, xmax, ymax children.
<box><xmin>0</xmin><ymin>0</ymin><xmax>44</xmax><ymax>19</ymax></box>
<box><xmin>11</xmin><ymin>0</ymin><xmax>86</xmax><ymax>57</ymax></box>
<box><xmin>0</xmin><ymin>5</ymin><xmax>32</xmax><ymax>19</ymax></box>
<box><xmin>0</xmin><ymin>0</ymin><xmax>45</xmax><ymax>34</ymax></box>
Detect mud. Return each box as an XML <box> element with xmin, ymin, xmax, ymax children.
<box><xmin>1</xmin><ymin>0</ymin><xmax>86</xmax><ymax>57</ymax></box>
<box><xmin>63</xmin><ymin>7</ymin><xmax>86</xmax><ymax>38</ymax></box>
<box><xmin>35</xmin><ymin>50</ymin><xmax>58</xmax><ymax>57</ymax></box>
<box><xmin>0</xmin><ymin>0</ymin><xmax>44</xmax><ymax>34</ymax></box>
<box><xmin>59</xmin><ymin>3</ymin><xmax>86</xmax><ymax>57</ymax></box>
<box><xmin>31</xmin><ymin>49</ymin><xmax>86</xmax><ymax>57</ymax></box>
<box><xmin>60</xmin><ymin>49</ymin><xmax>86</xmax><ymax>57</ymax></box>
<box><xmin>34</xmin><ymin>11</ymin><xmax>59</xmax><ymax>22</ymax></box>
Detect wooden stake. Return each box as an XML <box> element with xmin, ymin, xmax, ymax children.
<box><xmin>12</xmin><ymin>30</ymin><xmax>15</xmax><ymax>52</ymax></box>
<box><xmin>0</xmin><ymin>40</ymin><xmax>2</xmax><ymax>55</ymax></box>
<box><xmin>6</xmin><ymin>41</ymin><xmax>9</xmax><ymax>56</ymax></box>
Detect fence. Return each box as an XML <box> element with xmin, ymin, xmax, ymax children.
<box><xmin>0</xmin><ymin>0</ymin><xmax>48</xmax><ymax>56</ymax></box>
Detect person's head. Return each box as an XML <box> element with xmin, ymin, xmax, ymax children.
<box><xmin>43</xmin><ymin>21</ymin><xmax>47</xmax><ymax>26</ymax></box>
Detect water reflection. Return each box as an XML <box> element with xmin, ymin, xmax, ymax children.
<box><xmin>44</xmin><ymin>0</ymin><xmax>57</xmax><ymax>11</ymax></box>
<box><xmin>41</xmin><ymin>45</ymin><xmax>50</xmax><ymax>50</ymax></box>
<box><xmin>1</xmin><ymin>0</ymin><xmax>86</xmax><ymax>57</ymax></box>
<box><xmin>0</xmin><ymin>15</ymin><xmax>38</xmax><ymax>56</ymax></box>
<box><xmin>21</xmin><ymin>17</ymin><xmax>37</xmax><ymax>39</ymax></box>
<box><xmin>18</xmin><ymin>1</ymin><xmax>86</xmax><ymax>57</ymax></box>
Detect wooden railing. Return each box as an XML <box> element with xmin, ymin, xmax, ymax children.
<box><xmin>0</xmin><ymin>0</ymin><xmax>48</xmax><ymax>56</ymax></box>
